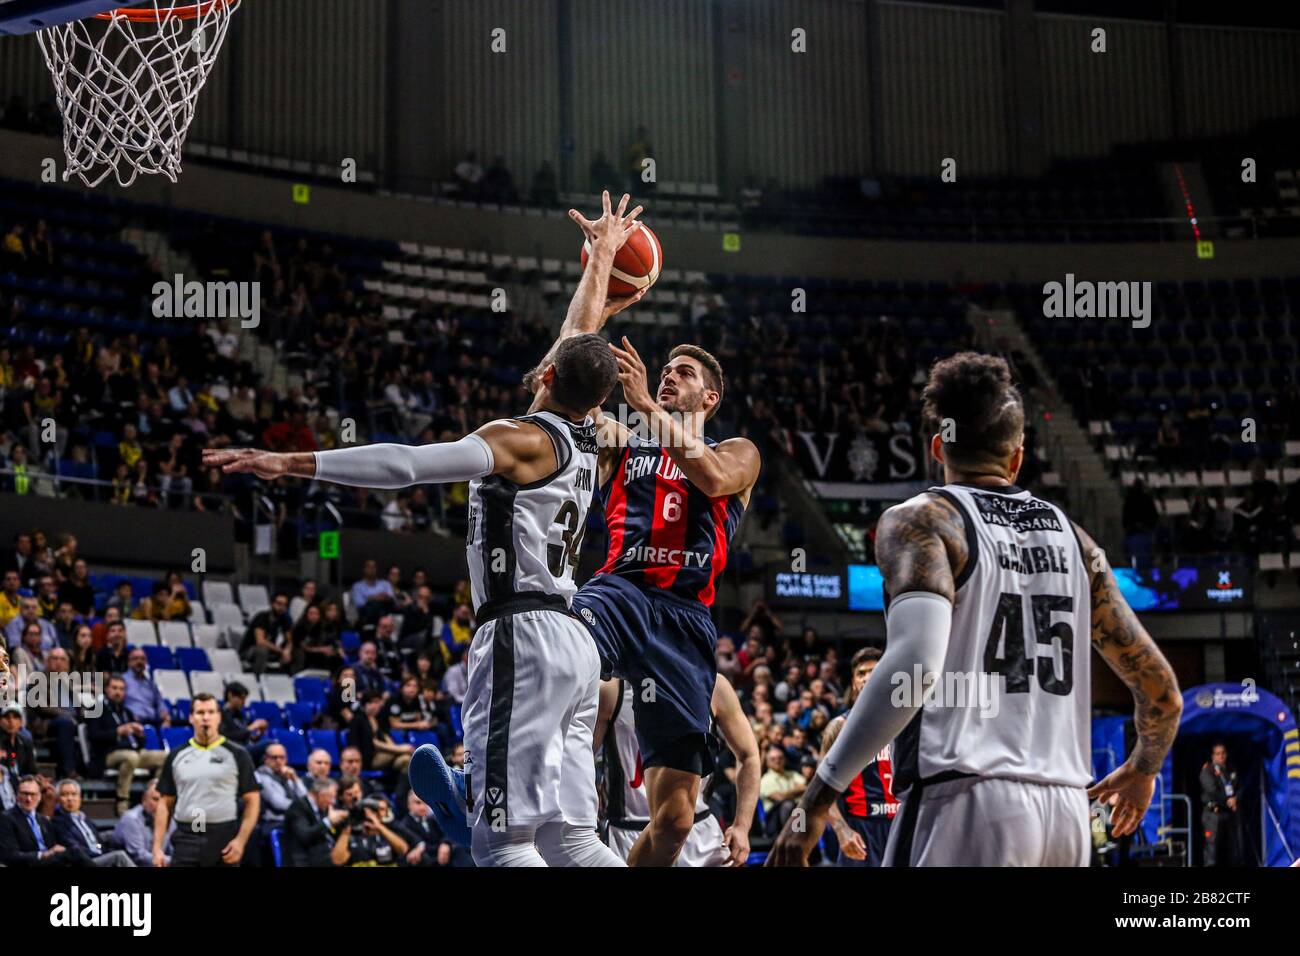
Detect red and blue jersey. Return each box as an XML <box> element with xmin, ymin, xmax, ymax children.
<box><xmin>596</xmin><ymin>437</ymin><xmax>746</xmax><ymax>607</ymax></box>
<box><xmin>840</xmin><ymin>746</ymin><xmax>899</xmax><ymax>819</ymax></box>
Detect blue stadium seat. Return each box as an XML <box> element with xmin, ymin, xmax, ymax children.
<box><xmin>246</xmin><ymin>701</ymin><xmax>283</xmax><ymax>727</ymax></box>
<box><xmin>144</xmin><ymin>646</ymin><xmax>175</xmax><ymax>671</ymax></box>
<box><xmin>307</xmin><ymin>729</ymin><xmax>340</xmax><ymax>762</ymax></box>
<box><xmin>143</xmin><ymin>725</ymin><xmax>163</xmax><ymax>750</ymax></box>
<box><xmin>176</xmin><ymin>647</ymin><xmax>211</xmax><ymax>672</ymax></box>
<box><xmin>409</xmin><ymin>729</ymin><xmax>444</xmax><ymax>750</ymax></box>
<box><xmin>269</xmin><ymin>828</ymin><xmax>284</xmax><ymax>867</ymax></box>
<box><xmin>171</xmin><ymin>699</ymin><xmax>191</xmax><ymax>722</ymax></box>
<box><xmin>270</xmin><ymin>727</ymin><xmax>308</xmax><ymax>767</ymax></box>
<box><xmin>163</xmin><ymin>727</ymin><xmax>192</xmax><ymax>750</ymax></box>
<box><xmin>293</xmin><ymin>676</ymin><xmax>328</xmax><ymax>707</ymax></box>
<box><xmin>340</xmin><ymin>631</ymin><xmax>361</xmax><ymax>655</ymax></box>
<box><xmin>284</xmin><ymin>702</ymin><xmax>316</xmax><ymax>730</ymax></box>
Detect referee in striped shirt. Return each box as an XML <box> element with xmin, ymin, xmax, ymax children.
<box><xmin>153</xmin><ymin>692</ymin><xmax>260</xmax><ymax>867</ymax></box>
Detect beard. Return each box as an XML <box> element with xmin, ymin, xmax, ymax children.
<box><xmin>657</xmin><ymin>389</ymin><xmax>702</xmax><ymax>417</ymax></box>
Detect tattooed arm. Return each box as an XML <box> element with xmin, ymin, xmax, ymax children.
<box><xmin>1075</xmin><ymin>522</ymin><xmax>1182</xmax><ymax>837</ymax></box>
<box><xmin>767</xmin><ymin>493</ymin><xmax>966</xmax><ymax>865</ymax></box>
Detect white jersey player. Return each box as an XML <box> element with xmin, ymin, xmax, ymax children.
<box><xmin>205</xmin><ymin>191</ymin><xmax>652</xmax><ymax>867</ymax></box>
<box><xmin>767</xmin><ymin>352</ymin><xmax>1183</xmax><ymax>867</ymax></box>
<box><xmin>596</xmin><ymin>673</ymin><xmax>760</xmax><ymax>866</ymax></box>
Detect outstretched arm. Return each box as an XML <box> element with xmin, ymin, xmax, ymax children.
<box><xmin>766</xmin><ymin>493</ymin><xmax>967</xmax><ymax>866</ymax></box>
<box><xmin>525</xmin><ymin>191</ymin><xmax>646</xmax><ymax>408</ymax></box>
<box><xmin>203</xmin><ymin>418</ymin><xmax>559</xmax><ymax>489</ymax></box>
<box><xmin>1075</xmin><ymin>523</ymin><xmax>1182</xmax><ymax>837</ymax></box>
<box><xmin>609</xmin><ymin>336</ymin><xmax>760</xmax><ymax>499</ymax></box>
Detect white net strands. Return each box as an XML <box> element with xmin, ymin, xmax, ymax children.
<box><xmin>36</xmin><ymin>0</ymin><xmax>240</xmax><ymax>188</ymax></box>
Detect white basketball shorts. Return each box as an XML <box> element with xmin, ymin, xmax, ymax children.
<box><xmin>462</xmin><ymin>609</ymin><xmax>602</xmax><ymax>831</ymax></box>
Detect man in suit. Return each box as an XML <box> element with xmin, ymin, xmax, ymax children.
<box><xmin>51</xmin><ymin>778</ymin><xmax>135</xmax><ymax>866</ymax></box>
<box><xmin>87</xmin><ymin>674</ymin><xmax>167</xmax><ymax>814</ymax></box>
<box><xmin>0</xmin><ymin>774</ymin><xmax>71</xmax><ymax>866</ymax></box>
<box><xmin>0</xmin><ymin>531</ymin><xmax>44</xmax><ymax>590</ymax></box>
<box><xmin>396</xmin><ymin>789</ymin><xmax>470</xmax><ymax>866</ymax></box>
<box><xmin>283</xmin><ymin>776</ymin><xmax>346</xmax><ymax>867</ymax></box>
<box><xmin>1200</xmin><ymin>742</ymin><xmax>1242</xmax><ymax>867</ymax></box>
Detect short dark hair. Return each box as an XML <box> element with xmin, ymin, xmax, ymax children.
<box><xmin>668</xmin><ymin>344</ymin><xmax>725</xmax><ymax>419</ymax></box>
<box><xmin>851</xmin><ymin>647</ymin><xmax>882</xmax><ymax>669</ymax></box>
<box><xmin>225</xmin><ymin>682</ymin><xmax>249</xmax><ymax>699</ymax></box>
<box><xmin>546</xmin><ymin>333</ymin><xmax>619</xmax><ymax>415</ymax></box>
<box><xmin>921</xmin><ymin>352</ymin><xmax>1024</xmax><ymax>468</ymax></box>
<box><xmin>192</xmin><ymin>692</ymin><xmax>219</xmax><ymax>709</ymax></box>
<box><xmin>337</xmin><ymin>773</ymin><xmax>361</xmax><ymax>791</ymax></box>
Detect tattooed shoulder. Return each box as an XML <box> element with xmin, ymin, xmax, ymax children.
<box><xmin>874</xmin><ymin>492</ymin><xmax>968</xmax><ymax>604</ymax></box>
<box><xmin>1073</xmin><ymin>521</ymin><xmax>1141</xmax><ymax>652</ymax></box>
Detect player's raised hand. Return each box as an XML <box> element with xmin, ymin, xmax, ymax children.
<box><xmin>601</xmin><ymin>287</ymin><xmax>647</xmax><ymax>321</ymax></box>
<box><xmin>610</xmin><ymin>336</ymin><xmax>653</xmax><ymax>410</ymax></box>
<box><xmin>202</xmin><ymin>447</ymin><xmax>290</xmax><ymax>480</ymax></box>
<box><xmin>1087</xmin><ymin>762</ymin><xmax>1156</xmax><ymax>837</ymax></box>
<box><xmin>569</xmin><ymin>190</ymin><xmax>644</xmax><ymax>252</ymax></box>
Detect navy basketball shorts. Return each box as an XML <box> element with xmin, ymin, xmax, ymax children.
<box><xmin>571</xmin><ymin>573</ymin><xmax>718</xmax><ymax>777</ymax></box>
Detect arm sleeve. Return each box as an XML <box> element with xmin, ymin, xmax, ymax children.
<box><xmin>312</xmin><ymin>434</ymin><xmax>494</xmax><ymax>489</ymax></box>
<box><xmin>234</xmin><ymin>744</ymin><xmax>258</xmax><ymax>795</ymax></box>
<box><xmin>157</xmin><ymin>750</ymin><xmax>177</xmax><ymax>798</ymax></box>
<box><xmin>817</xmin><ymin>591</ymin><xmax>953</xmax><ymax>792</ymax></box>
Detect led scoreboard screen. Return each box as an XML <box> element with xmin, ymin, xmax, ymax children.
<box><xmin>769</xmin><ymin>562</ymin><xmax>1250</xmax><ymax>613</ymax></box>
<box><xmin>768</xmin><ymin>564</ymin><xmax>887</xmax><ymax>611</ymax></box>
<box><xmin>770</xmin><ymin>570</ymin><xmax>846</xmax><ymax>607</ymax></box>
<box><xmin>1114</xmin><ymin>562</ymin><xmax>1253</xmax><ymax>611</ymax></box>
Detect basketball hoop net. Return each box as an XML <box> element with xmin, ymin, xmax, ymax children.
<box><xmin>36</xmin><ymin>0</ymin><xmax>240</xmax><ymax>188</ymax></box>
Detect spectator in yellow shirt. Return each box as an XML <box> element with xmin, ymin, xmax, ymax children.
<box><xmin>118</xmin><ymin>422</ymin><xmax>143</xmax><ymax>470</ymax></box>
<box><xmin>0</xmin><ymin>570</ymin><xmax>22</xmax><ymax>631</ymax></box>
<box><xmin>759</xmin><ymin>745</ymin><xmax>806</xmax><ymax>836</ymax></box>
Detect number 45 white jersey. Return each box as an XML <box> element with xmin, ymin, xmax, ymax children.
<box><xmin>465</xmin><ymin>411</ymin><xmax>598</xmax><ymax>617</ymax></box>
<box><xmin>890</xmin><ymin>483</ymin><xmax>1093</xmax><ymax>795</ymax></box>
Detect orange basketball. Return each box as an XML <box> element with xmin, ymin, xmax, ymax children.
<box><xmin>581</xmin><ymin>222</ymin><xmax>663</xmax><ymax>297</ymax></box>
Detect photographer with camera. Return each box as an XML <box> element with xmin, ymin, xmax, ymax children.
<box><xmin>329</xmin><ymin>775</ymin><xmax>408</xmax><ymax>867</ymax></box>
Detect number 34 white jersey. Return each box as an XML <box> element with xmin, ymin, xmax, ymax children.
<box><xmin>465</xmin><ymin>411</ymin><xmax>599</xmax><ymax>615</ymax></box>
<box><xmin>890</xmin><ymin>483</ymin><xmax>1093</xmax><ymax>795</ymax></box>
